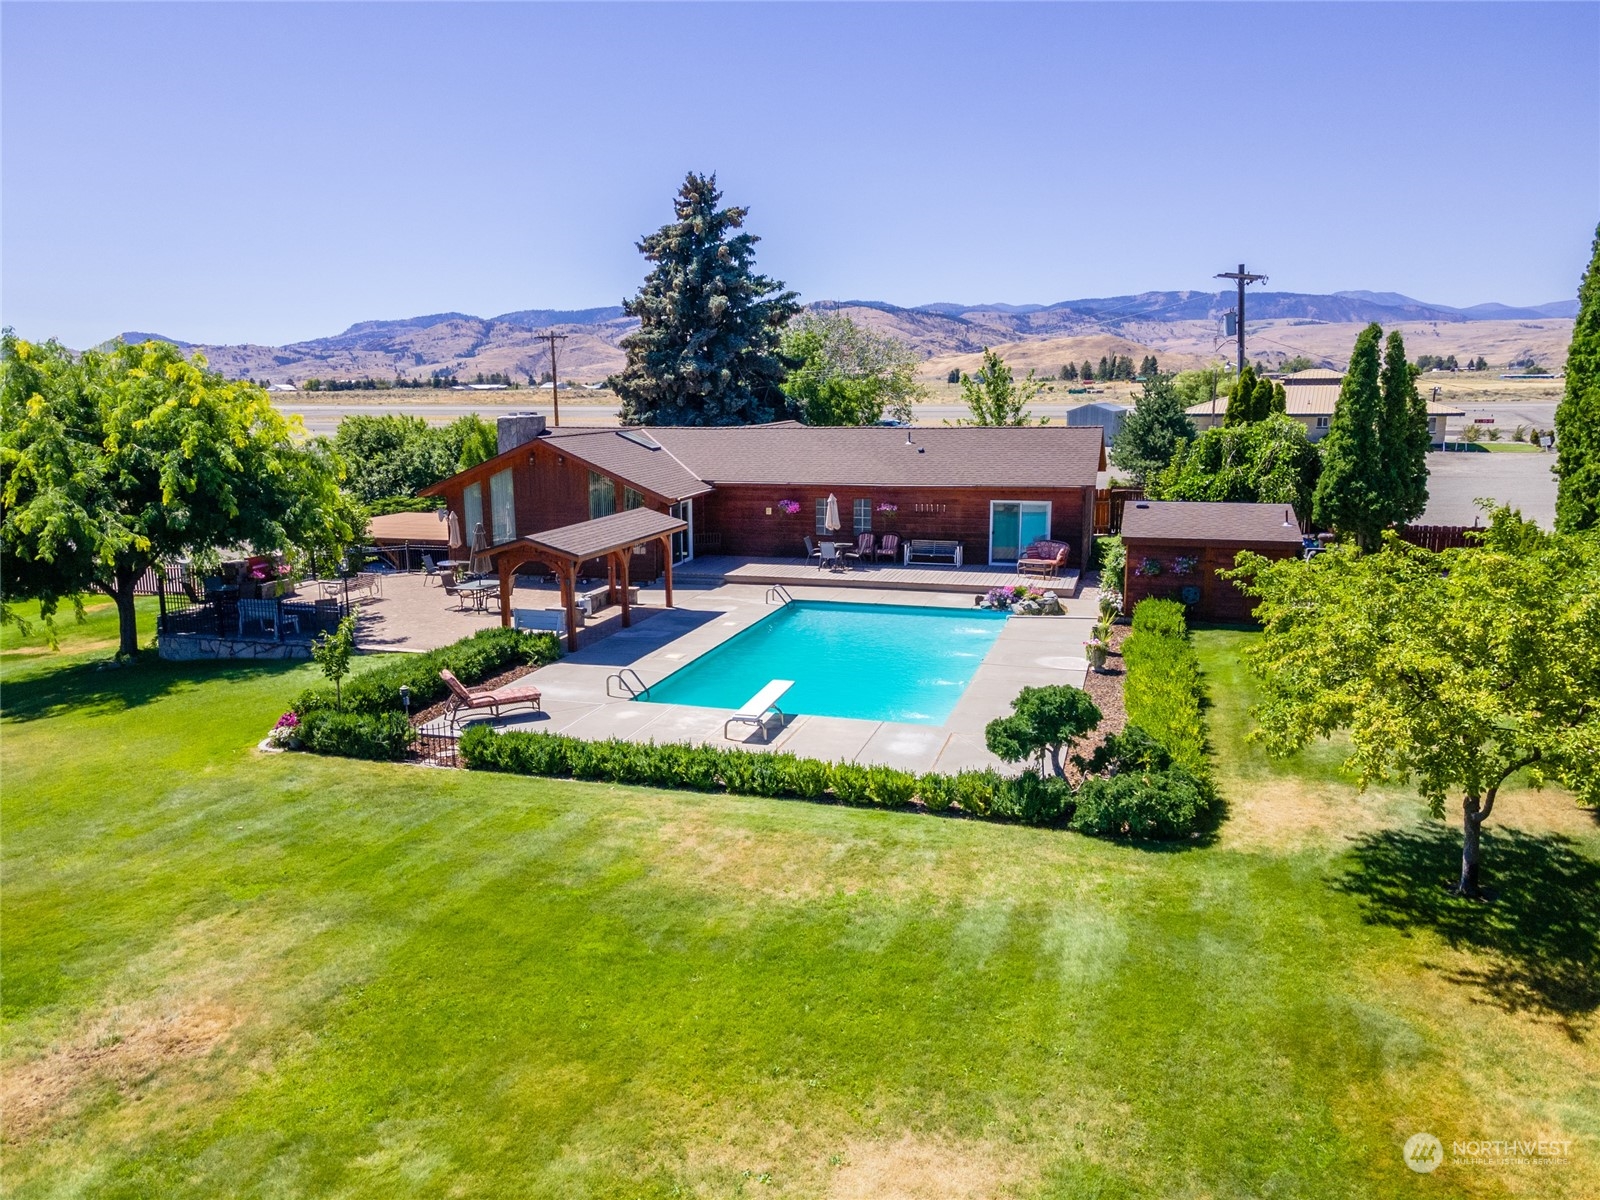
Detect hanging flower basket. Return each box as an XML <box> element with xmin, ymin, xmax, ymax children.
<box><xmin>1085</xmin><ymin>640</ymin><xmax>1110</xmax><ymax>673</ymax></box>
<box><xmin>1134</xmin><ymin>557</ymin><xmax>1163</xmax><ymax>577</ymax></box>
<box><xmin>1173</xmin><ymin>555</ymin><xmax>1199</xmax><ymax>576</ymax></box>
<box><xmin>777</xmin><ymin>499</ymin><xmax>801</xmax><ymax>515</ymax></box>
<box><xmin>875</xmin><ymin>502</ymin><xmax>899</xmax><ymax>514</ymax></box>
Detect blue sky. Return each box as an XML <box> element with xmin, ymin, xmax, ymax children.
<box><xmin>3</xmin><ymin>2</ymin><xmax>1597</xmax><ymax>347</ymax></box>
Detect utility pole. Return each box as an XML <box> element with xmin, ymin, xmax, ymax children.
<box><xmin>1215</xmin><ymin>263</ymin><xmax>1267</xmax><ymax>377</ymax></box>
<box><xmin>537</xmin><ymin>329</ymin><xmax>568</xmax><ymax>427</ymax></box>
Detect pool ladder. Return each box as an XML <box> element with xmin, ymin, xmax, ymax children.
<box><xmin>765</xmin><ymin>585</ymin><xmax>794</xmax><ymax>605</ymax></box>
<box><xmin>606</xmin><ymin>668</ymin><xmax>651</xmax><ymax>700</ymax></box>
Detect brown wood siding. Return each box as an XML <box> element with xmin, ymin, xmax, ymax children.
<box><xmin>1120</xmin><ymin>538</ymin><xmax>1299</xmax><ymax>623</ymax></box>
<box><xmin>433</xmin><ymin>443</ymin><xmax>669</xmax><ymax>583</ymax></box>
<box><xmin>696</xmin><ymin>484</ymin><xmax>1094</xmax><ymax>567</ymax></box>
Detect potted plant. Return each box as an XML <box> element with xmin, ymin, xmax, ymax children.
<box><xmin>1173</xmin><ymin>555</ymin><xmax>1199</xmax><ymax>576</ymax></box>
<box><xmin>1134</xmin><ymin>557</ymin><xmax>1163</xmax><ymax>577</ymax></box>
<box><xmin>1084</xmin><ymin>639</ymin><xmax>1110</xmax><ymax>673</ymax></box>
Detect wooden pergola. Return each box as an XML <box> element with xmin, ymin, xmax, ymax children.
<box><xmin>486</xmin><ymin>508</ymin><xmax>688</xmax><ymax>650</ymax></box>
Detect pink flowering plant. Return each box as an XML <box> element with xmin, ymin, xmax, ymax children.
<box><xmin>268</xmin><ymin>710</ymin><xmax>301</xmax><ymax>748</ymax></box>
<box><xmin>1172</xmin><ymin>555</ymin><xmax>1199</xmax><ymax>576</ymax></box>
<box><xmin>875</xmin><ymin>502</ymin><xmax>899</xmax><ymax>514</ymax></box>
<box><xmin>777</xmin><ymin>499</ymin><xmax>801</xmax><ymax>515</ymax></box>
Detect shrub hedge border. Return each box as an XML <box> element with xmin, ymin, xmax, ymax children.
<box><xmin>1121</xmin><ymin>598</ymin><xmax>1209</xmax><ymax>775</ymax></box>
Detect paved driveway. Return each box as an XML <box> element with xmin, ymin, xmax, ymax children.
<box><xmin>1421</xmin><ymin>449</ymin><xmax>1557</xmax><ymax>527</ymax></box>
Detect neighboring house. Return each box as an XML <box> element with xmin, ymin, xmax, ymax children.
<box><xmin>1120</xmin><ymin>500</ymin><xmax>1304</xmax><ymax>623</ymax></box>
<box><xmin>1066</xmin><ymin>401</ymin><xmax>1132</xmax><ymax>443</ymax></box>
<box><xmin>1185</xmin><ymin>368</ymin><xmax>1463</xmax><ymax>445</ymax></box>
<box><xmin>419</xmin><ymin>417</ymin><xmax>1106</xmax><ymax>585</ymax></box>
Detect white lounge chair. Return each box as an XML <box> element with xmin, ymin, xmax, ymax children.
<box><xmin>724</xmin><ymin>679</ymin><xmax>794</xmax><ymax>743</ymax></box>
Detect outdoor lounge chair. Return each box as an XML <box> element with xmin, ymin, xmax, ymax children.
<box><xmin>1017</xmin><ymin>539</ymin><xmax>1070</xmax><ymax>577</ymax></box>
<box><xmin>723</xmin><ymin>679</ymin><xmax>794</xmax><ymax>742</ymax></box>
<box><xmin>439</xmin><ymin>668</ymin><xmax>542</xmax><ymax>729</ymax></box>
<box><xmin>852</xmin><ymin>532</ymin><xmax>875</xmax><ymax>562</ymax></box>
<box><xmin>875</xmin><ymin>533</ymin><xmax>900</xmax><ymax>563</ymax></box>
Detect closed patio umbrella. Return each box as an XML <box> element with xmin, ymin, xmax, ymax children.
<box><xmin>469</xmin><ymin>522</ymin><xmax>491</xmax><ymax>576</ymax></box>
<box><xmin>824</xmin><ymin>494</ymin><xmax>842</xmax><ymax>535</ymax></box>
<box><xmin>447</xmin><ymin>510</ymin><xmax>463</xmax><ymax>552</ymax></box>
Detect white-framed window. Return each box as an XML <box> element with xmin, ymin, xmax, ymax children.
<box><xmin>463</xmin><ymin>481</ymin><xmax>484</xmax><ymax>547</ymax></box>
<box><xmin>853</xmin><ymin>499</ymin><xmax>872</xmax><ymax>534</ymax></box>
<box><xmin>1316</xmin><ymin>416</ymin><xmax>1330</xmax><ymax>429</ymax></box>
<box><xmin>489</xmin><ymin>468</ymin><xmax>516</xmax><ymax>544</ymax></box>
<box><xmin>589</xmin><ymin>471</ymin><xmax>616</xmax><ymax>519</ymax></box>
<box><xmin>815</xmin><ymin>498</ymin><xmax>829</xmax><ymax>534</ymax></box>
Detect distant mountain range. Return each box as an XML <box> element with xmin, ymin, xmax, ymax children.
<box><xmin>115</xmin><ymin>289</ymin><xmax>1577</xmax><ymax>384</ymax></box>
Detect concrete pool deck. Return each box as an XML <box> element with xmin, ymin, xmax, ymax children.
<box><xmin>422</xmin><ymin>581</ymin><xmax>1099</xmax><ymax>773</ymax></box>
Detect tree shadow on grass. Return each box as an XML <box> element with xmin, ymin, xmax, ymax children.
<box><xmin>1334</xmin><ymin>825</ymin><xmax>1600</xmax><ymax>1039</ymax></box>
<box><xmin>0</xmin><ymin>655</ymin><xmax>305</xmax><ymax>724</ymax></box>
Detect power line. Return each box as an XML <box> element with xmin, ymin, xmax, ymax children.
<box><xmin>1214</xmin><ymin>263</ymin><xmax>1267</xmax><ymax>376</ymax></box>
<box><xmin>537</xmin><ymin>330</ymin><xmax>569</xmax><ymax>427</ymax></box>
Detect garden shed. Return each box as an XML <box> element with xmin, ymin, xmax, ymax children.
<box><xmin>1119</xmin><ymin>500</ymin><xmax>1303</xmax><ymax>622</ymax></box>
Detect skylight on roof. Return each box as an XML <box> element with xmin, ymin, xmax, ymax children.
<box><xmin>618</xmin><ymin>429</ymin><xmax>661</xmax><ymax>451</ymax></box>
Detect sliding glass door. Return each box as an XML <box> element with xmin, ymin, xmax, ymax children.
<box><xmin>669</xmin><ymin>499</ymin><xmax>694</xmax><ymax>563</ymax></box>
<box><xmin>989</xmin><ymin>501</ymin><xmax>1051</xmax><ymax>564</ymax></box>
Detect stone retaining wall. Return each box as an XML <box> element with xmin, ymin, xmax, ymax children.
<box><xmin>158</xmin><ymin>634</ymin><xmax>312</xmax><ymax>662</ymax></box>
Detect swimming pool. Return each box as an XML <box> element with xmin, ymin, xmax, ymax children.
<box><xmin>640</xmin><ymin>600</ymin><xmax>1008</xmax><ymax>724</ymax></box>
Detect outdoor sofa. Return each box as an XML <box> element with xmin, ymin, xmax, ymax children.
<box><xmin>1016</xmin><ymin>539</ymin><xmax>1070</xmax><ymax>577</ymax></box>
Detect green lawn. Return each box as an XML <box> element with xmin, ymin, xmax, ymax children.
<box><xmin>3</xmin><ymin>611</ymin><xmax>1597</xmax><ymax>1198</ymax></box>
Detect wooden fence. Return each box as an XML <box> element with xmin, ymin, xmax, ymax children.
<box><xmin>1094</xmin><ymin>487</ymin><xmax>1145</xmax><ymax>535</ymax></box>
<box><xmin>1396</xmin><ymin>524</ymin><xmax>1479</xmax><ymax>552</ymax></box>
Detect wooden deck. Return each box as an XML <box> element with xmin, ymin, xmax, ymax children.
<box><xmin>672</xmin><ymin>555</ymin><xmax>1081</xmax><ymax>595</ymax></box>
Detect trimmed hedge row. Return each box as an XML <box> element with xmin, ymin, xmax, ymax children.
<box><xmin>459</xmin><ymin>726</ymin><xmax>1078</xmax><ymax>826</ymax></box>
<box><xmin>293</xmin><ymin>627</ymin><xmax>561</xmax><ymax>719</ymax></box>
<box><xmin>299</xmin><ymin>710</ymin><xmax>415</xmax><ymax>760</ymax></box>
<box><xmin>1121</xmin><ymin>599</ymin><xmax>1207</xmax><ymax>774</ymax></box>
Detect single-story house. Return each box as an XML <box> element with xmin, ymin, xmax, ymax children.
<box><xmin>1185</xmin><ymin>367</ymin><xmax>1463</xmax><ymax>445</ymax></box>
<box><xmin>419</xmin><ymin>415</ymin><xmax>1106</xmax><ymax>595</ymax></box>
<box><xmin>1066</xmin><ymin>401</ymin><xmax>1132</xmax><ymax>443</ymax></box>
<box><xmin>1120</xmin><ymin>500</ymin><xmax>1304</xmax><ymax>623</ymax></box>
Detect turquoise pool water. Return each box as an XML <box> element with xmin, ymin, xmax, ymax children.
<box><xmin>641</xmin><ymin>600</ymin><xmax>1008</xmax><ymax>724</ymax></box>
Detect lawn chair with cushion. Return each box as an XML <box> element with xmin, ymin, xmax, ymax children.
<box><xmin>875</xmin><ymin>533</ymin><xmax>900</xmax><ymax>563</ymax></box>
<box><xmin>1017</xmin><ymin>539</ymin><xmax>1070</xmax><ymax>577</ymax></box>
<box><xmin>852</xmin><ymin>532</ymin><xmax>875</xmax><ymax>564</ymax></box>
<box><xmin>439</xmin><ymin>668</ymin><xmax>542</xmax><ymax>730</ymax></box>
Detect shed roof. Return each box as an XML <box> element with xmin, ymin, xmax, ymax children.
<box><xmin>1185</xmin><ymin>387</ymin><xmax>1463</xmax><ymax>418</ymax></box>
<box><xmin>505</xmin><ymin>507</ymin><xmax>687</xmax><ymax>563</ymax></box>
<box><xmin>1120</xmin><ymin>500</ymin><xmax>1304</xmax><ymax>545</ymax></box>
<box><xmin>367</xmin><ymin>511</ymin><xmax>450</xmax><ymax>542</ymax></box>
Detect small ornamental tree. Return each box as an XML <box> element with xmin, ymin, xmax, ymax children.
<box><xmin>1313</xmin><ymin>323</ymin><xmax>1388</xmax><ymax>548</ymax></box>
<box><xmin>1228</xmin><ymin>510</ymin><xmax>1600</xmax><ymax>897</ymax></box>
<box><xmin>957</xmin><ymin>348</ymin><xmax>1044</xmax><ymax>426</ymax></box>
<box><xmin>1555</xmin><ymin>222</ymin><xmax>1600</xmax><ymax>532</ymax></box>
<box><xmin>611</xmin><ymin>172</ymin><xmax>799</xmax><ymax>426</ymax></box>
<box><xmin>311</xmin><ymin>613</ymin><xmax>359</xmax><ymax>710</ymax></box>
<box><xmin>1</xmin><ymin>334</ymin><xmax>359</xmax><ymax>657</ymax></box>
<box><xmin>985</xmin><ymin>685</ymin><xmax>1102</xmax><ymax>777</ymax></box>
<box><xmin>1110</xmin><ymin>372</ymin><xmax>1196</xmax><ymax>485</ymax></box>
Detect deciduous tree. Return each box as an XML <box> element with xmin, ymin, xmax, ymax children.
<box><xmin>1150</xmin><ymin>413</ymin><xmax>1320</xmax><ymax>518</ymax></box>
<box><xmin>1</xmin><ymin>334</ymin><xmax>359</xmax><ymax>657</ymax></box>
<box><xmin>956</xmin><ymin>348</ymin><xmax>1044</xmax><ymax>426</ymax></box>
<box><xmin>1555</xmin><ymin>222</ymin><xmax>1600</xmax><ymax>532</ymax></box>
<box><xmin>779</xmin><ymin>312</ymin><xmax>923</xmax><ymax>426</ymax></box>
<box><xmin>611</xmin><ymin>172</ymin><xmax>799</xmax><ymax>426</ymax></box>
<box><xmin>1229</xmin><ymin>510</ymin><xmax>1600</xmax><ymax>896</ymax></box>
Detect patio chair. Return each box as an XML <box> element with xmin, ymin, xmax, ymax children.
<box><xmin>852</xmin><ymin>532</ymin><xmax>875</xmax><ymax>563</ymax></box>
<box><xmin>442</xmin><ymin>577</ymin><xmax>467</xmax><ymax>611</ymax></box>
<box><xmin>1017</xmin><ymin>539</ymin><xmax>1070</xmax><ymax>577</ymax></box>
<box><xmin>876</xmin><ymin>533</ymin><xmax>900</xmax><ymax>563</ymax></box>
<box><xmin>421</xmin><ymin>554</ymin><xmax>442</xmax><ymax>586</ymax></box>
<box><xmin>440</xmin><ymin>668</ymin><xmax>542</xmax><ymax>730</ymax></box>
<box><xmin>817</xmin><ymin>540</ymin><xmax>841</xmax><ymax>570</ymax></box>
<box><xmin>804</xmin><ymin>535</ymin><xmax>822</xmax><ymax>564</ymax></box>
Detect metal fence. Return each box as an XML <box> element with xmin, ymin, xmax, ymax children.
<box><xmin>157</xmin><ymin>568</ymin><xmax>350</xmax><ymax>642</ymax></box>
<box><xmin>409</xmin><ymin>730</ymin><xmax>460</xmax><ymax>768</ymax></box>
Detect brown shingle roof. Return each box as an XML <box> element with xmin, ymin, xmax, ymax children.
<box><xmin>367</xmin><ymin>511</ymin><xmax>450</xmax><ymax>543</ymax></box>
<box><xmin>511</xmin><ymin>507</ymin><xmax>687</xmax><ymax>562</ymax></box>
<box><xmin>542</xmin><ymin>427</ymin><xmax>712</xmax><ymax>502</ymax></box>
<box><xmin>641</xmin><ymin>424</ymin><xmax>1106</xmax><ymax>487</ymax></box>
<box><xmin>1120</xmin><ymin>501</ymin><xmax>1304</xmax><ymax>545</ymax></box>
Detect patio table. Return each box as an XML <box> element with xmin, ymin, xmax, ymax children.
<box><xmin>457</xmin><ymin>578</ymin><xmax>500</xmax><ymax>612</ymax></box>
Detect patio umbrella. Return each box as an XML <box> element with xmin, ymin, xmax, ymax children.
<box><xmin>446</xmin><ymin>510</ymin><xmax>463</xmax><ymax>552</ymax></box>
<box><xmin>824</xmin><ymin>494</ymin><xmax>842</xmax><ymax>535</ymax></box>
<box><xmin>469</xmin><ymin>522</ymin><xmax>491</xmax><ymax>576</ymax></box>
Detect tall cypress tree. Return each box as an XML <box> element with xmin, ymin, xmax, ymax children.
<box><xmin>1224</xmin><ymin>363</ymin><xmax>1259</xmax><ymax>425</ymax></box>
<box><xmin>612</xmin><ymin>173</ymin><xmax>799</xmax><ymax>426</ymax></box>
<box><xmin>1377</xmin><ymin>330</ymin><xmax>1431</xmax><ymax>526</ymax></box>
<box><xmin>1555</xmin><ymin>223</ymin><xmax>1600</xmax><ymax>532</ymax></box>
<box><xmin>1313</xmin><ymin>323</ymin><xmax>1388</xmax><ymax>548</ymax></box>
